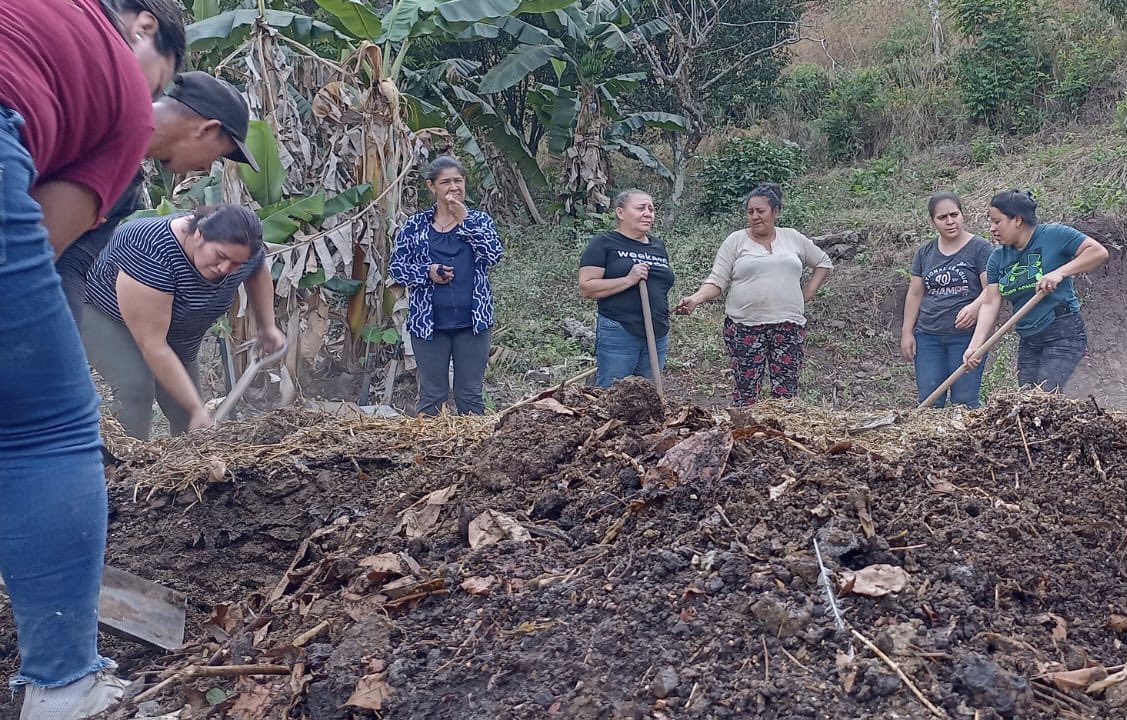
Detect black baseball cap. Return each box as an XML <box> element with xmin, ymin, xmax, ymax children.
<box><xmin>167</xmin><ymin>72</ymin><xmax>260</xmax><ymax>172</ymax></box>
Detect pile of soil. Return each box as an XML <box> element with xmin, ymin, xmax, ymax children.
<box><xmin>3</xmin><ymin>379</ymin><xmax>1127</xmax><ymax>720</ymax></box>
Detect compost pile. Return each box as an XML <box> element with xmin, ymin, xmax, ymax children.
<box><xmin>3</xmin><ymin>380</ymin><xmax>1127</xmax><ymax>720</ymax></box>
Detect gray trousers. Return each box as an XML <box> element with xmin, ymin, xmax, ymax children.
<box><xmin>82</xmin><ymin>304</ymin><xmax>200</xmax><ymax>439</ymax></box>
<box><xmin>411</xmin><ymin>327</ymin><xmax>491</xmax><ymax>415</ymax></box>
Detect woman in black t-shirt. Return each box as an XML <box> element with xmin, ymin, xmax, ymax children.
<box><xmin>578</xmin><ymin>189</ymin><xmax>675</xmax><ymax>387</ymax></box>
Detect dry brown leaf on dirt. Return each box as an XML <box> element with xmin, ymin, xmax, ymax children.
<box><xmin>656</xmin><ymin>429</ymin><xmax>734</xmax><ymax>485</ymax></box>
<box><xmin>394</xmin><ymin>485</ymin><xmax>457</xmax><ymax>539</ymax></box>
<box><xmin>1040</xmin><ymin>666</ymin><xmax>1108</xmax><ymax>692</ymax></box>
<box><xmin>1109</xmin><ymin>613</ymin><xmax>1127</xmax><ymax>633</ymax></box>
<box><xmin>460</xmin><ymin>575</ymin><xmax>496</xmax><ymax>596</ymax></box>
<box><xmin>1087</xmin><ymin>667</ymin><xmax>1127</xmax><ymax>694</ymax></box>
<box><xmin>850</xmin><ymin>488</ymin><xmax>875</xmax><ymax>537</ymax></box>
<box><xmin>358</xmin><ymin>553</ymin><xmax>405</xmax><ymax>584</ymax></box>
<box><xmin>839</xmin><ymin>565</ymin><xmax>909</xmax><ymax>597</ymax></box>
<box><xmin>468</xmin><ymin>510</ymin><xmax>531</xmax><ymax>550</ymax></box>
<box><xmin>345</xmin><ymin>673</ymin><xmax>394</xmax><ymax>711</ymax></box>
<box><xmin>1035</xmin><ymin>612</ymin><xmax>1068</xmax><ymax>641</ymax></box>
<box><xmin>769</xmin><ymin>475</ymin><xmax>798</xmax><ymax>501</ymax></box>
<box><xmin>531</xmin><ymin>398</ymin><xmax>576</xmax><ymax>415</ymax></box>
<box><xmin>206</xmin><ymin>455</ymin><xmax>228</xmax><ymax>483</ymax></box>
<box><xmin>202</xmin><ymin>603</ymin><xmax>244</xmax><ymax>642</ymax></box>
<box><xmin>228</xmin><ymin>678</ymin><xmax>284</xmax><ymax>720</ymax></box>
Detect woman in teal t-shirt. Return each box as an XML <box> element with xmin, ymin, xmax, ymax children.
<box><xmin>964</xmin><ymin>190</ymin><xmax>1108</xmax><ymax>392</ymax></box>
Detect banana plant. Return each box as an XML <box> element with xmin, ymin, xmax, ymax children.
<box><xmin>474</xmin><ymin>0</ymin><xmax>680</xmax><ymax>212</ymax></box>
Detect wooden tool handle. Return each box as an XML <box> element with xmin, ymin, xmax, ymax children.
<box><xmin>213</xmin><ymin>342</ymin><xmax>288</xmax><ymax>422</ymax></box>
<box><xmin>638</xmin><ymin>279</ymin><xmax>665</xmax><ymax>402</ymax></box>
<box><xmin>917</xmin><ymin>291</ymin><xmax>1048</xmax><ymax>409</ymax></box>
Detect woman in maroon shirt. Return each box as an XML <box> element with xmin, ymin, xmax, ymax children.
<box><xmin>0</xmin><ymin>1</ymin><xmax>184</xmax><ymax>717</ymax></box>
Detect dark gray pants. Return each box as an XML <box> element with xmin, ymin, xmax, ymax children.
<box><xmin>411</xmin><ymin>328</ymin><xmax>491</xmax><ymax>415</ymax></box>
<box><xmin>81</xmin><ymin>305</ymin><xmax>200</xmax><ymax>439</ymax></box>
<box><xmin>55</xmin><ymin>232</ymin><xmax>105</xmax><ymax>326</ymax></box>
<box><xmin>1017</xmin><ymin>312</ymin><xmax>1087</xmax><ymax>393</ymax></box>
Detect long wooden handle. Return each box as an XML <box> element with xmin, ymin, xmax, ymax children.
<box><xmin>638</xmin><ymin>279</ymin><xmax>665</xmax><ymax>402</ymax></box>
<box><xmin>213</xmin><ymin>342</ymin><xmax>288</xmax><ymax>422</ymax></box>
<box><xmin>917</xmin><ymin>291</ymin><xmax>1048</xmax><ymax>409</ymax></box>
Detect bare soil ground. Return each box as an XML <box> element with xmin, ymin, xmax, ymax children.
<box><xmin>4</xmin><ymin>379</ymin><xmax>1127</xmax><ymax>720</ymax></box>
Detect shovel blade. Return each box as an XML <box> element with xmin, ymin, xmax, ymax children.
<box><xmin>98</xmin><ymin>565</ymin><xmax>187</xmax><ymax>650</ymax></box>
<box><xmin>0</xmin><ymin>564</ymin><xmax>186</xmax><ymax>650</ymax></box>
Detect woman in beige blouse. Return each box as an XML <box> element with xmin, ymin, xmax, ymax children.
<box><xmin>676</xmin><ymin>183</ymin><xmax>833</xmax><ymax>404</ymax></box>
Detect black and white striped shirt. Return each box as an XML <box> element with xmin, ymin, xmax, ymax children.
<box><xmin>85</xmin><ymin>215</ymin><xmax>264</xmax><ymax>361</ymax></box>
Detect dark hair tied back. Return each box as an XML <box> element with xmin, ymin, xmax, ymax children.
<box><xmin>990</xmin><ymin>188</ymin><xmax>1038</xmax><ymax>226</ymax></box>
<box><xmin>927</xmin><ymin>191</ymin><xmax>962</xmax><ymax>218</ymax></box>
<box><xmin>746</xmin><ymin>182</ymin><xmax>784</xmax><ymax>211</ymax></box>
<box><xmin>424</xmin><ymin>155</ymin><xmax>467</xmax><ymax>182</ymax></box>
<box><xmin>188</xmin><ymin>205</ymin><xmax>263</xmax><ymax>253</ymax></box>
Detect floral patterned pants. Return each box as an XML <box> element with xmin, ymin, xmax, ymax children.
<box><xmin>722</xmin><ymin>318</ymin><xmax>806</xmax><ymax>405</ymax></box>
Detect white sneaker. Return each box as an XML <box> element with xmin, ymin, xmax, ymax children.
<box><xmin>19</xmin><ymin>670</ymin><xmax>129</xmax><ymax>720</ymax></box>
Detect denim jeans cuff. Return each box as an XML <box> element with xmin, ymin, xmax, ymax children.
<box><xmin>10</xmin><ymin>657</ymin><xmax>116</xmax><ymax>689</ymax></box>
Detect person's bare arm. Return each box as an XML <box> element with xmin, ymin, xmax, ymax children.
<box><xmin>675</xmin><ymin>283</ymin><xmax>723</xmax><ymax>314</ymax></box>
<box><xmin>31</xmin><ymin>181</ymin><xmax>100</xmax><ymax>257</ymax></box>
<box><xmin>1037</xmin><ymin>237</ymin><xmax>1110</xmax><ymax>292</ymax></box>
<box><xmin>116</xmin><ymin>273</ymin><xmax>212</xmax><ymax>429</ymax></box>
<box><xmin>900</xmin><ymin>276</ymin><xmax>925</xmax><ymax>360</ymax></box>
<box><xmin>802</xmin><ymin>266</ymin><xmax>831</xmax><ymax>301</ymax></box>
<box><xmin>963</xmin><ymin>283</ymin><xmax>1003</xmax><ymax>369</ymax></box>
<box><xmin>579</xmin><ymin>264</ymin><xmax>649</xmax><ymax>299</ymax></box>
<box><xmin>244</xmin><ymin>263</ymin><xmax>286</xmax><ymax>352</ymax></box>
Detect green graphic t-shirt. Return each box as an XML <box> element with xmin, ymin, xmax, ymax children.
<box><xmin>985</xmin><ymin>223</ymin><xmax>1087</xmax><ymax>337</ymax></box>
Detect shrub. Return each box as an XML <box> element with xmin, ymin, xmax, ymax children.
<box><xmin>817</xmin><ymin>68</ymin><xmax>888</xmax><ymax>162</ymax></box>
<box><xmin>950</xmin><ymin>0</ymin><xmax>1050</xmax><ymax>133</ymax></box>
<box><xmin>780</xmin><ymin>63</ymin><xmax>833</xmax><ymax>120</ymax></box>
<box><xmin>698</xmin><ymin>136</ymin><xmax>806</xmax><ymax>214</ymax></box>
<box><xmin>969</xmin><ymin>133</ymin><xmax>1003</xmax><ymax>165</ymax></box>
<box><xmin>1049</xmin><ymin>20</ymin><xmax>1119</xmax><ymax>110</ymax></box>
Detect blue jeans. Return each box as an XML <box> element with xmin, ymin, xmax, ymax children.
<box><xmin>0</xmin><ymin>107</ymin><xmax>111</xmax><ymax>688</ymax></box>
<box><xmin>914</xmin><ymin>330</ymin><xmax>985</xmax><ymax>408</ymax></box>
<box><xmin>1017</xmin><ymin>312</ymin><xmax>1087</xmax><ymax>392</ymax></box>
<box><xmin>594</xmin><ymin>314</ymin><xmax>669</xmax><ymax>388</ymax></box>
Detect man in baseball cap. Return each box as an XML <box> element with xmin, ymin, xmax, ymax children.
<box><xmin>57</xmin><ymin>71</ymin><xmax>260</xmax><ymax>322</ymax></box>
<box><xmin>153</xmin><ymin>70</ymin><xmax>260</xmax><ymax>173</ymax></box>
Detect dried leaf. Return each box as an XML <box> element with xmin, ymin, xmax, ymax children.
<box><xmin>358</xmin><ymin>553</ymin><xmax>405</xmax><ymax>584</ymax></box>
<box><xmin>1036</xmin><ymin>612</ymin><xmax>1068</xmax><ymax>641</ymax></box>
<box><xmin>345</xmin><ymin>673</ymin><xmax>393</xmax><ymax>711</ymax></box>
<box><xmin>298</xmin><ymin>293</ymin><xmax>330</xmax><ymax>363</ymax></box>
<box><xmin>657</xmin><ymin>430</ymin><xmax>734</xmax><ymax>485</ymax></box>
<box><xmin>468</xmin><ymin>510</ymin><xmax>531</xmax><ymax>550</ymax></box>
<box><xmin>851</xmin><ymin>488</ymin><xmax>876</xmax><ymax>538</ymax></box>
<box><xmin>839</xmin><ymin>565</ymin><xmax>909</xmax><ymax>597</ymax></box>
<box><xmin>394</xmin><ymin>485</ymin><xmax>457</xmax><ymax>539</ymax></box>
<box><xmin>769</xmin><ymin>475</ymin><xmax>798</xmax><ymax>501</ymax></box>
<box><xmin>460</xmin><ymin>575</ymin><xmax>496</xmax><ymax>596</ymax></box>
<box><xmin>1088</xmin><ymin>667</ymin><xmax>1127</xmax><ymax>694</ymax></box>
<box><xmin>206</xmin><ymin>456</ymin><xmax>228</xmax><ymax>483</ymax></box>
<box><xmin>202</xmin><ymin>603</ymin><xmax>243</xmax><ymax>642</ymax></box>
<box><xmin>1041</xmin><ymin>666</ymin><xmax>1107</xmax><ymax>692</ymax></box>
<box><xmin>1109</xmin><ymin>614</ymin><xmax>1127</xmax><ymax>633</ymax></box>
<box><xmin>531</xmin><ymin>398</ymin><xmax>576</xmax><ymax>415</ymax></box>
<box><xmin>228</xmin><ymin>678</ymin><xmax>281</xmax><ymax>720</ymax></box>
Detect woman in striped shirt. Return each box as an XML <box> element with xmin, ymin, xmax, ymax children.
<box><xmin>83</xmin><ymin>204</ymin><xmax>285</xmax><ymax>439</ymax></box>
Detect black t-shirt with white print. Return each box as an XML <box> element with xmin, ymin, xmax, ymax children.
<box><xmin>579</xmin><ymin>230</ymin><xmax>675</xmax><ymax>339</ymax></box>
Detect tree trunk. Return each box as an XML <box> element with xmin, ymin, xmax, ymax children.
<box><xmin>668</xmin><ymin>131</ymin><xmax>689</xmax><ymax>215</ymax></box>
<box><xmin>930</xmin><ymin>0</ymin><xmax>943</xmax><ymax>59</ymax></box>
<box><xmin>559</xmin><ymin>84</ymin><xmax>610</xmax><ymax>215</ymax></box>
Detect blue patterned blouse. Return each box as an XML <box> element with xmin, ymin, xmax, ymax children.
<box><xmin>390</xmin><ymin>205</ymin><xmax>504</xmax><ymax>340</ymax></box>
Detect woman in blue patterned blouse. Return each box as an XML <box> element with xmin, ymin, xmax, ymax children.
<box><xmin>390</xmin><ymin>156</ymin><xmax>504</xmax><ymax>415</ymax></box>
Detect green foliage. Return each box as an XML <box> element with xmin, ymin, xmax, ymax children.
<box><xmin>848</xmin><ymin>155</ymin><xmax>898</xmax><ymax>195</ymax></box>
<box><xmin>1071</xmin><ymin>181</ymin><xmax>1127</xmax><ymax>216</ymax></box>
<box><xmin>239</xmin><ymin>120</ymin><xmax>285</xmax><ymax>206</ymax></box>
<box><xmin>969</xmin><ymin>132</ymin><xmax>1003</xmax><ymax>165</ymax></box>
<box><xmin>1049</xmin><ymin>21</ymin><xmax>1119</xmax><ymax>110</ymax></box>
<box><xmin>779</xmin><ymin>63</ymin><xmax>831</xmax><ymax>120</ymax></box>
<box><xmin>1096</xmin><ymin>0</ymin><xmax>1127</xmax><ymax>19</ymax></box>
<box><xmin>817</xmin><ymin>68</ymin><xmax>887</xmax><ymax>162</ymax></box>
<box><xmin>875</xmin><ymin>14</ymin><xmax>930</xmax><ymax>62</ymax></box>
<box><xmin>950</xmin><ymin>0</ymin><xmax>1048</xmax><ymax>133</ymax></box>
<box><xmin>1116</xmin><ymin>93</ymin><xmax>1127</xmax><ymax>132</ymax></box>
<box><xmin>698</xmin><ymin>137</ymin><xmax>805</xmax><ymax>214</ymax></box>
